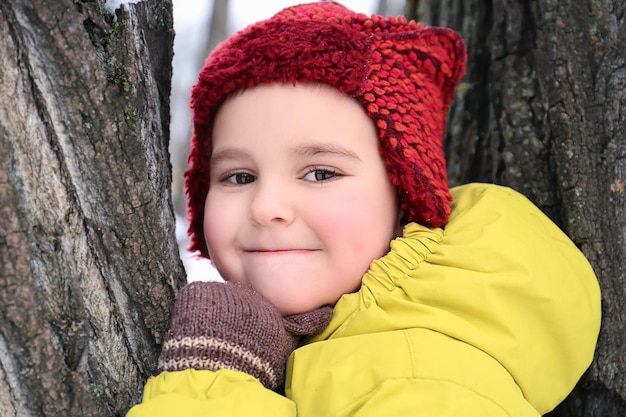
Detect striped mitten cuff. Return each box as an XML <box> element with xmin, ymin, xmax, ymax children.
<box><xmin>157</xmin><ymin>281</ymin><xmax>332</xmax><ymax>390</ymax></box>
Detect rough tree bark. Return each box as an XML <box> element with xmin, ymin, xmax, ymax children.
<box><xmin>0</xmin><ymin>1</ymin><xmax>185</xmax><ymax>416</ymax></box>
<box><xmin>406</xmin><ymin>0</ymin><xmax>625</xmax><ymax>416</ymax></box>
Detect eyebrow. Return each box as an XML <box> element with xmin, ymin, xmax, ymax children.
<box><xmin>292</xmin><ymin>144</ymin><xmax>362</xmax><ymax>161</ymax></box>
<box><xmin>209</xmin><ymin>148</ymin><xmax>250</xmax><ymax>167</ymax></box>
<box><xmin>209</xmin><ymin>143</ymin><xmax>362</xmax><ymax>167</ymax></box>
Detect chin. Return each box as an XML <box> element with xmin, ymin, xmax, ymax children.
<box><xmin>274</xmin><ymin>302</ymin><xmax>315</xmax><ymax>316</ymax></box>
<box><xmin>272</xmin><ymin>297</ymin><xmax>331</xmax><ymax>316</ymax></box>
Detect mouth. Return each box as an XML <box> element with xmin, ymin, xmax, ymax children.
<box><xmin>245</xmin><ymin>249</ymin><xmax>319</xmax><ymax>254</ymax></box>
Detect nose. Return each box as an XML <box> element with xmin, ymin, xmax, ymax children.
<box><xmin>249</xmin><ymin>179</ymin><xmax>295</xmax><ymax>226</ymax></box>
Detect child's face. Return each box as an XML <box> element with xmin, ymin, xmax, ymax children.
<box><xmin>203</xmin><ymin>83</ymin><xmax>399</xmax><ymax>314</ymax></box>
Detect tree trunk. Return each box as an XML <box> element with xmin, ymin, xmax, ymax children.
<box><xmin>406</xmin><ymin>0</ymin><xmax>625</xmax><ymax>416</ymax></box>
<box><xmin>0</xmin><ymin>1</ymin><xmax>185</xmax><ymax>416</ymax></box>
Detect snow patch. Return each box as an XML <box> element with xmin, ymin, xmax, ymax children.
<box><xmin>103</xmin><ymin>0</ymin><xmax>142</xmax><ymax>16</ymax></box>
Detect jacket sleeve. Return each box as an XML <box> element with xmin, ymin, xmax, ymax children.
<box><xmin>126</xmin><ymin>369</ymin><xmax>296</xmax><ymax>417</ymax></box>
<box><xmin>288</xmin><ymin>328</ymin><xmax>540</xmax><ymax>417</ymax></box>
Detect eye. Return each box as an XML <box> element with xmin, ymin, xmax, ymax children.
<box><xmin>221</xmin><ymin>171</ymin><xmax>256</xmax><ymax>185</ymax></box>
<box><xmin>303</xmin><ymin>167</ymin><xmax>340</xmax><ymax>183</ymax></box>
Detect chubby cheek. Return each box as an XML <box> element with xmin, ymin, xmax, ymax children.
<box><xmin>313</xmin><ymin>186</ymin><xmax>397</xmax><ymax>263</ymax></box>
<box><xmin>203</xmin><ymin>194</ymin><xmax>241</xmax><ymax>282</ymax></box>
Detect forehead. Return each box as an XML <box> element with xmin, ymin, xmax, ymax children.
<box><xmin>211</xmin><ymin>82</ymin><xmax>378</xmax><ymax>153</ymax></box>
<box><xmin>216</xmin><ymin>82</ymin><xmax>357</xmax><ymax>121</ymax></box>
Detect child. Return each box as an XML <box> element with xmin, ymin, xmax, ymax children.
<box><xmin>127</xmin><ymin>2</ymin><xmax>601</xmax><ymax>416</ymax></box>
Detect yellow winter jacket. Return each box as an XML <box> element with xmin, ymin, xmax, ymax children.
<box><xmin>127</xmin><ymin>183</ymin><xmax>601</xmax><ymax>417</ymax></box>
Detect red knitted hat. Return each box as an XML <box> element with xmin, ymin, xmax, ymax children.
<box><xmin>185</xmin><ymin>1</ymin><xmax>467</xmax><ymax>257</ymax></box>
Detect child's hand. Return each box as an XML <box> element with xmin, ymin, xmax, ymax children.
<box><xmin>157</xmin><ymin>281</ymin><xmax>332</xmax><ymax>390</ymax></box>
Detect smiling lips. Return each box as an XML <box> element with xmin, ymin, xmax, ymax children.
<box><xmin>245</xmin><ymin>249</ymin><xmax>319</xmax><ymax>255</ymax></box>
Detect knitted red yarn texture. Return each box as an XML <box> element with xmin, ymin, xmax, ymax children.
<box><xmin>185</xmin><ymin>2</ymin><xmax>467</xmax><ymax>257</ymax></box>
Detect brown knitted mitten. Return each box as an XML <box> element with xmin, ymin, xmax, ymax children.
<box><xmin>158</xmin><ymin>281</ymin><xmax>332</xmax><ymax>390</ymax></box>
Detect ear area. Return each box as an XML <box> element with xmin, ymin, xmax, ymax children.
<box><xmin>358</xmin><ymin>25</ymin><xmax>467</xmax><ymax>228</ymax></box>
